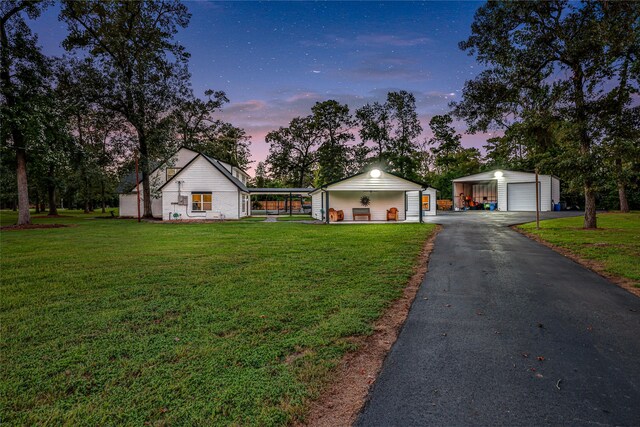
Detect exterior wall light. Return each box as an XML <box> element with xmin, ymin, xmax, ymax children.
<box><xmin>370</xmin><ymin>169</ymin><xmax>381</xmax><ymax>178</ymax></box>
<box><xmin>494</xmin><ymin>171</ymin><xmax>504</xmax><ymax>178</ymax></box>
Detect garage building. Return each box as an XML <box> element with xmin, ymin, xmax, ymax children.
<box><xmin>452</xmin><ymin>170</ymin><xmax>560</xmax><ymax>212</ymax></box>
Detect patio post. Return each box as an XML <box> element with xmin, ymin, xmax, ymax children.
<box><xmin>419</xmin><ymin>190</ymin><xmax>423</xmax><ymax>223</ymax></box>
<box><xmin>325</xmin><ymin>191</ymin><xmax>330</xmax><ymax>224</ymax></box>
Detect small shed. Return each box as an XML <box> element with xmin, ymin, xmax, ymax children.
<box><xmin>452</xmin><ymin>169</ymin><xmax>560</xmax><ymax>212</ymax></box>
<box><xmin>310</xmin><ymin>169</ymin><xmax>437</xmax><ymax>223</ymax></box>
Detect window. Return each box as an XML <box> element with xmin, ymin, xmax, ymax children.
<box><xmin>166</xmin><ymin>167</ymin><xmax>180</xmax><ymax>180</ymax></box>
<box><xmin>422</xmin><ymin>194</ymin><xmax>430</xmax><ymax>211</ymax></box>
<box><xmin>192</xmin><ymin>193</ymin><xmax>212</xmax><ymax>211</ymax></box>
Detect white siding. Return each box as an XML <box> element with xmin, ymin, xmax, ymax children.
<box><xmin>311</xmin><ymin>193</ymin><xmax>323</xmax><ymax>220</ymax></box>
<box><xmin>406</xmin><ymin>191</ymin><xmax>419</xmax><ymax>220</ymax></box>
<box><xmin>148</xmin><ymin>148</ymin><xmax>199</xmax><ymax>192</ymax></box>
<box><xmin>161</xmin><ymin>156</ymin><xmax>240</xmax><ymax>220</ymax></box>
<box><xmin>327</xmin><ymin>191</ymin><xmax>406</xmax><ymax>221</ymax></box>
<box><xmin>495</xmin><ymin>172</ymin><xmax>552</xmax><ymax>211</ymax></box>
<box><xmin>328</xmin><ymin>171</ymin><xmax>422</xmax><ymax>192</ymax></box>
<box><xmin>407</xmin><ymin>188</ymin><xmax>437</xmax><ymax>218</ymax></box>
<box><xmin>423</xmin><ymin>187</ymin><xmax>437</xmax><ymax>216</ymax></box>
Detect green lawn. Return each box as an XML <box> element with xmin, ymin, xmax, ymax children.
<box><xmin>276</xmin><ymin>215</ymin><xmax>313</xmax><ymax>222</ymax></box>
<box><xmin>0</xmin><ymin>211</ymin><xmax>434</xmax><ymax>425</ymax></box>
<box><xmin>518</xmin><ymin>212</ymin><xmax>640</xmax><ymax>287</ymax></box>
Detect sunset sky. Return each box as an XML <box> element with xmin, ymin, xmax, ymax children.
<box><xmin>32</xmin><ymin>1</ymin><xmax>494</xmax><ymax>170</ymax></box>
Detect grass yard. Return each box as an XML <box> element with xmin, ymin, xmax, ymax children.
<box><xmin>276</xmin><ymin>215</ymin><xmax>313</xmax><ymax>221</ymax></box>
<box><xmin>518</xmin><ymin>212</ymin><xmax>640</xmax><ymax>287</ymax></box>
<box><xmin>0</xmin><ymin>211</ymin><xmax>434</xmax><ymax>425</ymax></box>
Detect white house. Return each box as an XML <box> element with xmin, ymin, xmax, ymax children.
<box><xmin>310</xmin><ymin>169</ymin><xmax>437</xmax><ymax>223</ymax></box>
<box><xmin>118</xmin><ymin>147</ymin><xmax>251</xmax><ymax>220</ymax></box>
<box><xmin>452</xmin><ymin>169</ymin><xmax>560</xmax><ymax>212</ymax></box>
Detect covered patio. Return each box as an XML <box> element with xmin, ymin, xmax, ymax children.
<box><xmin>310</xmin><ymin>169</ymin><xmax>437</xmax><ymax>223</ymax></box>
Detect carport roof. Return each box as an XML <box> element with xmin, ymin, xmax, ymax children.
<box><xmin>249</xmin><ymin>188</ymin><xmax>314</xmax><ymax>195</ymax></box>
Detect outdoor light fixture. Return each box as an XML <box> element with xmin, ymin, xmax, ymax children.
<box><xmin>370</xmin><ymin>169</ymin><xmax>381</xmax><ymax>178</ymax></box>
<box><xmin>494</xmin><ymin>171</ymin><xmax>504</xmax><ymax>178</ymax></box>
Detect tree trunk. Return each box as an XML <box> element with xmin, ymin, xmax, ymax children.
<box><xmin>572</xmin><ymin>66</ymin><xmax>597</xmax><ymax>229</ymax></box>
<box><xmin>583</xmin><ymin>184</ymin><xmax>597</xmax><ymax>229</ymax></box>
<box><xmin>618</xmin><ymin>180</ymin><xmax>629</xmax><ymax>213</ymax></box>
<box><xmin>101</xmin><ymin>179</ymin><xmax>106</xmax><ymax>213</ymax></box>
<box><xmin>34</xmin><ymin>188</ymin><xmax>40</xmax><ymax>214</ymax></box>
<box><xmin>48</xmin><ymin>164</ymin><xmax>58</xmax><ymax>215</ymax></box>
<box><xmin>15</xmin><ymin>145</ymin><xmax>30</xmax><ymax>225</ymax></box>
<box><xmin>138</xmin><ymin>131</ymin><xmax>154</xmax><ymax>218</ymax></box>
<box><xmin>39</xmin><ymin>200</ymin><xmax>45</xmax><ymax>213</ymax></box>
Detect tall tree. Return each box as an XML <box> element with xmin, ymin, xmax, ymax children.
<box><xmin>385</xmin><ymin>91</ymin><xmax>422</xmax><ymax>178</ymax></box>
<box><xmin>456</xmin><ymin>0</ymin><xmax>637</xmax><ymax>228</ymax></box>
<box><xmin>355</xmin><ymin>101</ymin><xmax>390</xmax><ymax>165</ymax></box>
<box><xmin>427</xmin><ymin>114</ymin><xmax>481</xmax><ymax>198</ymax></box>
<box><xmin>0</xmin><ymin>1</ymin><xmax>51</xmax><ymax>225</ymax></box>
<box><xmin>173</xmin><ymin>90</ymin><xmax>228</xmax><ymax>147</ymax></box>
<box><xmin>266</xmin><ymin>116</ymin><xmax>319</xmax><ymax>187</ymax></box>
<box><xmin>312</xmin><ymin>100</ymin><xmax>354</xmax><ymax>185</ymax></box>
<box><xmin>597</xmin><ymin>2</ymin><xmax>640</xmax><ymax>212</ymax></box>
<box><xmin>60</xmin><ymin>0</ymin><xmax>191</xmax><ymax>217</ymax></box>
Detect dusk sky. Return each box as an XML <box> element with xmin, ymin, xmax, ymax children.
<box><xmin>31</xmin><ymin>1</ymin><xmax>494</xmax><ymax>170</ymax></box>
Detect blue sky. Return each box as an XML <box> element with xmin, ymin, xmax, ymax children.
<box><xmin>32</xmin><ymin>1</ymin><xmax>493</xmax><ymax>167</ymax></box>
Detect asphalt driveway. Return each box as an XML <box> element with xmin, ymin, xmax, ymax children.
<box><xmin>357</xmin><ymin>211</ymin><xmax>640</xmax><ymax>426</ymax></box>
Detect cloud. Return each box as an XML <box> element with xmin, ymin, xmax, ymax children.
<box><xmin>354</xmin><ymin>34</ymin><xmax>431</xmax><ymax>47</ymax></box>
<box><xmin>216</xmin><ymin>86</ymin><xmax>472</xmax><ymax>171</ymax></box>
<box><xmin>222</xmin><ymin>100</ymin><xmax>267</xmax><ymax>114</ymax></box>
<box><xmin>340</xmin><ymin>54</ymin><xmax>430</xmax><ymax>82</ymax></box>
<box><xmin>299</xmin><ymin>32</ymin><xmax>431</xmax><ymax>50</ymax></box>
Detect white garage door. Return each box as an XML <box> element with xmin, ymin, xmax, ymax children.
<box><xmin>507</xmin><ymin>182</ymin><xmax>541</xmax><ymax>211</ymax></box>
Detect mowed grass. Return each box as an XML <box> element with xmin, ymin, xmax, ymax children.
<box><xmin>276</xmin><ymin>215</ymin><xmax>313</xmax><ymax>222</ymax></box>
<box><xmin>0</xmin><ymin>211</ymin><xmax>434</xmax><ymax>425</ymax></box>
<box><xmin>518</xmin><ymin>212</ymin><xmax>640</xmax><ymax>287</ymax></box>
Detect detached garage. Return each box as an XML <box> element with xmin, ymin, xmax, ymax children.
<box><xmin>452</xmin><ymin>170</ymin><xmax>560</xmax><ymax>212</ymax></box>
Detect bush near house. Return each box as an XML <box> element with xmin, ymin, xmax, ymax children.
<box><xmin>0</xmin><ymin>211</ymin><xmax>434</xmax><ymax>425</ymax></box>
<box><xmin>518</xmin><ymin>212</ymin><xmax>640</xmax><ymax>288</ymax></box>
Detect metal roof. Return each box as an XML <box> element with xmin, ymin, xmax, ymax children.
<box><xmin>249</xmin><ymin>188</ymin><xmax>314</xmax><ymax>195</ymax></box>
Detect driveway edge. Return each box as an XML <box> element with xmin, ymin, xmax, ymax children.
<box><xmin>302</xmin><ymin>225</ymin><xmax>443</xmax><ymax>427</ymax></box>
<box><xmin>512</xmin><ymin>225</ymin><xmax>640</xmax><ymax>298</ymax></box>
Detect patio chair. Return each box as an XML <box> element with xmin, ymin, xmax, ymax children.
<box><xmin>387</xmin><ymin>207</ymin><xmax>399</xmax><ymax>221</ymax></box>
<box><xmin>329</xmin><ymin>208</ymin><xmax>344</xmax><ymax>222</ymax></box>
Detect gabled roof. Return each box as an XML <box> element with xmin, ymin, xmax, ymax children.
<box><xmin>117</xmin><ymin>146</ymin><xmax>199</xmax><ymax>193</ymax></box>
<box><xmin>451</xmin><ymin>169</ymin><xmax>556</xmax><ymax>182</ymax></box>
<box><xmin>309</xmin><ymin>170</ymin><xmax>432</xmax><ymax>194</ymax></box>
<box><xmin>157</xmin><ymin>153</ymin><xmax>249</xmax><ymax>193</ymax></box>
<box><xmin>116</xmin><ymin>160</ymin><xmax>162</xmax><ymax>193</ymax></box>
<box><xmin>202</xmin><ymin>154</ymin><xmax>249</xmax><ymax>192</ymax></box>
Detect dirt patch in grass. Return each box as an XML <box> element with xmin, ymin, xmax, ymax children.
<box><xmin>1</xmin><ymin>223</ymin><xmax>73</xmax><ymax>231</ymax></box>
<box><xmin>513</xmin><ymin>226</ymin><xmax>640</xmax><ymax>297</ymax></box>
<box><xmin>302</xmin><ymin>225</ymin><xmax>442</xmax><ymax>427</ymax></box>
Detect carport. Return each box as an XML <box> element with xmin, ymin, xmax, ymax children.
<box><xmin>249</xmin><ymin>188</ymin><xmax>313</xmax><ymax>215</ymax></box>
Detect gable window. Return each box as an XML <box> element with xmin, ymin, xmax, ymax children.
<box><xmin>192</xmin><ymin>192</ymin><xmax>212</xmax><ymax>211</ymax></box>
<box><xmin>167</xmin><ymin>167</ymin><xmax>181</xmax><ymax>181</ymax></box>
